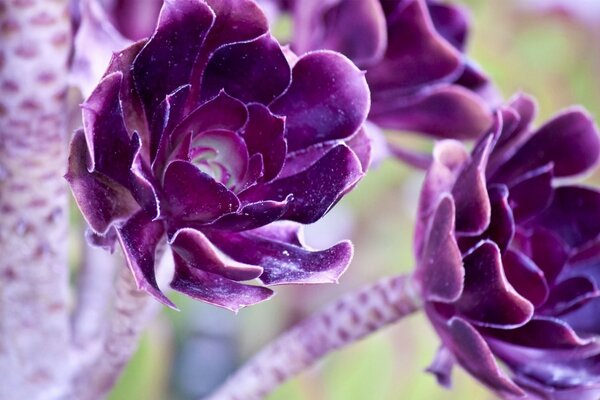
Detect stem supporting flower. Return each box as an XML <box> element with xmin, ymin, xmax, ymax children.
<box><xmin>206</xmin><ymin>274</ymin><xmax>422</xmax><ymax>400</ymax></box>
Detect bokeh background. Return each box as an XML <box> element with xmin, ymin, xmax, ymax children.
<box><xmin>87</xmin><ymin>1</ymin><xmax>600</xmax><ymax>399</ymax></box>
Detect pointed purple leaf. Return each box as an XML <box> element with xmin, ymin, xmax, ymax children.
<box><xmin>416</xmin><ymin>194</ymin><xmax>464</xmax><ymax>302</ymax></box>
<box><xmin>446</xmin><ymin>317</ymin><xmax>525</xmax><ymax>397</ymax></box>
<box><xmin>170</xmin><ymin>228</ymin><xmax>263</xmax><ymax>281</ymax></box>
<box><xmin>201</xmin><ymin>34</ymin><xmax>291</xmax><ymax>104</ymax></box>
<box><xmin>502</xmin><ymin>249</ymin><xmax>549</xmax><ymax>308</ymax></box>
<box><xmin>163</xmin><ymin>160</ymin><xmax>240</xmax><ymax>223</ymax></box>
<box><xmin>132</xmin><ymin>0</ymin><xmax>215</xmax><ymax>116</ymax></box>
<box><xmin>456</xmin><ymin>241</ymin><xmax>534</xmax><ymax>328</ymax></box>
<box><xmin>171</xmin><ymin>252</ymin><xmax>273</xmax><ymax>312</ymax></box>
<box><xmin>115</xmin><ymin>211</ymin><xmax>175</xmax><ymax>308</ymax></box>
<box><xmin>207</xmin><ymin>230</ymin><xmax>352</xmax><ymax>285</ymax></box>
<box><xmin>241</xmin><ymin>103</ymin><xmax>286</xmax><ymax>182</ymax></box>
<box><xmin>66</xmin><ymin>130</ymin><xmax>140</xmax><ymax>234</ymax></box>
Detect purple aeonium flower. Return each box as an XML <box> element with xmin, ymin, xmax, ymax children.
<box><xmin>66</xmin><ymin>0</ymin><xmax>371</xmax><ymax>311</ymax></box>
<box><xmin>281</xmin><ymin>0</ymin><xmax>498</xmax><ymax>140</ymax></box>
<box><xmin>412</xmin><ymin>93</ymin><xmax>600</xmax><ymax>399</ymax></box>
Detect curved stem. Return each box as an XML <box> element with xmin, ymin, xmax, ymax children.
<box><xmin>206</xmin><ymin>274</ymin><xmax>422</xmax><ymax>400</ymax></box>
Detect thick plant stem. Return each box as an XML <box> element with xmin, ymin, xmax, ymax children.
<box><xmin>71</xmin><ymin>243</ymin><xmax>117</xmax><ymax>349</ymax></box>
<box><xmin>0</xmin><ymin>1</ymin><xmax>72</xmax><ymax>398</ymax></box>
<box><xmin>206</xmin><ymin>274</ymin><xmax>422</xmax><ymax>400</ymax></box>
<box><xmin>67</xmin><ymin>248</ymin><xmax>170</xmax><ymax>400</ymax></box>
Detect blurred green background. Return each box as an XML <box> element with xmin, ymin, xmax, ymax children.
<box><xmin>103</xmin><ymin>1</ymin><xmax>600</xmax><ymax>399</ymax></box>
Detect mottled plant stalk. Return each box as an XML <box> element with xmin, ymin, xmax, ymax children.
<box><xmin>68</xmin><ymin>246</ymin><xmax>170</xmax><ymax>400</ymax></box>
<box><xmin>207</xmin><ymin>275</ymin><xmax>422</xmax><ymax>400</ymax></box>
<box><xmin>0</xmin><ymin>0</ymin><xmax>72</xmax><ymax>398</ymax></box>
<box><xmin>71</xmin><ymin>243</ymin><xmax>117</xmax><ymax>350</ymax></box>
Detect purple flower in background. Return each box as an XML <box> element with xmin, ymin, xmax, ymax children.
<box><xmin>66</xmin><ymin>0</ymin><xmax>371</xmax><ymax>311</ymax></box>
<box><xmin>413</xmin><ymin>93</ymin><xmax>600</xmax><ymax>398</ymax></box>
<box><xmin>280</xmin><ymin>0</ymin><xmax>497</xmax><ymax>140</ymax></box>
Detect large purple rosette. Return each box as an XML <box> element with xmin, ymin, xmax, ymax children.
<box><xmin>413</xmin><ymin>93</ymin><xmax>600</xmax><ymax>399</ymax></box>
<box><xmin>66</xmin><ymin>0</ymin><xmax>371</xmax><ymax>311</ymax></box>
<box><xmin>276</xmin><ymin>0</ymin><xmax>497</xmax><ymax>140</ymax></box>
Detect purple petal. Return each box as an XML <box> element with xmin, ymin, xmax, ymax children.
<box><xmin>370</xmin><ymin>84</ymin><xmax>493</xmax><ymax>140</ymax></box>
<box><xmin>428</xmin><ymin>2</ymin><xmax>469</xmax><ymax>51</ymax></box>
<box><xmin>66</xmin><ymin>130</ymin><xmax>140</xmax><ymax>234</ymax></box>
<box><xmin>169</xmin><ymin>228</ymin><xmax>263</xmax><ymax>281</ymax></box>
<box><xmin>150</xmin><ymin>84</ymin><xmax>190</xmax><ymax>162</ymax></box>
<box><xmin>132</xmin><ymin>0</ymin><xmax>215</xmax><ymax>116</ymax></box>
<box><xmin>241</xmin><ymin>103</ymin><xmax>286</xmax><ymax>182</ymax></box>
<box><xmin>171</xmin><ymin>252</ymin><xmax>273</xmax><ymax>313</ymax></box>
<box><xmin>415</xmin><ymin>194</ymin><xmax>464</xmax><ymax>302</ymax></box>
<box><xmin>455</xmin><ymin>241</ymin><xmax>534</xmax><ymax>328</ymax></box>
<box><xmin>445</xmin><ymin>317</ymin><xmax>525</xmax><ymax>397</ymax></box>
<box><xmin>207</xmin><ymin>230</ymin><xmax>352</xmax><ymax>285</ymax></box>
<box><xmin>492</xmin><ymin>92</ymin><xmax>538</xmax><ymax>156</ymax></box>
<box><xmin>481</xmin><ymin>316</ymin><xmax>593</xmax><ymax>349</ymax></box>
<box><xmin>540</xmin><ymin>277</ymin><xmax>600</xmax><ymax>316</ymax></box>
<box><xmin>502</xmin><ymin>249</ymin><xmax>549</xmax><ymax>308</ymax></box>
<box><xmin>455</xmin><ymin>63</ymin><xmax>501</xmax><ymax>106</ymax></box>
<box><xmin>426</xmin><ymin>346</ymin><xmax>455</xmax><ymax>388</ymax></box>
<box><xmin>366</xmin><ymin>0</ymin><xmax>461</xmax><ymax>92</ymax></box>
<box><xmin>202</xmin><ymin>0</ymin><xmax>268</xmax><ymax>48</ymax></box>
<box><xmin>562</xmin><ymin>298</ymin><xmax>600</xmax><ymax>336</ymax></box>
<box><xmin>507</xmin><ymin>163</ymin><xmax>554</xmax><ymax>223</ymax></box>
<box><xmin>458</xmin><ymin>184</ymin><xmax>514</xmax><ymax>254</ymax></box>
<box><xmin>104</xmin><ymin>40</ymin><xmax>151</xmax><ymax>144</ymax></box>
<box><xmin>188</xmin><ymin>0</ymin><xmax>269</xmax><ymax>104</ymax></box>
<box><xmin>129</xmin><ymin>133</ymin><xmax>161</xmax><ymax>218</ymax></box>
<box><xmin>249</xmin><ymin>220</ymin><xmax>304</xmax><ymax>246</ymax></box>
<box><xmin>451</xmin><ymin>134</ymin><xmax>493</xmax><ymax>235</ymax></box>
<box><xmin>535</xmin><ymin>186</ymin><xmax>600</xmax><ymax>249</ymax></box>
<box><xmin>414</xmin><ymin>139</ymin><xmax>469</xmax><ymax>259</ymax></box>
<box><xmin>86</xmin><ymin>227</ymin><xmax>118</xmax><ymax>253</ymax></box>
<box><xmin>115</xmin><ymin>211</ymin><xmax>175</xmax><ymax>308</ymax></box>
<box><xmin>201</xmin><ymin>34</ymin><xmax>291</xmax><ymax>104</ymax></box>
<box><xmin>517</xmin><ymin>228</ymin><xmax>569</xmax><ymax>286</ymax></box>
<box><xmin>163</xmin><ymin>160</ymin><xmax>240</xmax><ymax>223</ymax></box>
<box><xmin>491</xmin><ymin>108</ymin><xmax>600</xmax><ymax>183</ymax></box>
<box><xmin>170</xmin><ymin>91</ymin><xmax>248</xmax><ymax>146</ymax></box>
<box><xmin>270</xmin><ymin>51</ymin><xmax>369</xmax><ymax>152</ymax></box>
<box><xmin>240</xmin><ymin>144</ymin><xmax>363</xmax><ymax>224</ymax></box>
<box><xmin>205</xmin><ymin>198</ymin><xmax>290</xmax><ymax>231</ymax></box>
<box><xmin>81</xmin><ymin>72</ymin><xmax>136</xmax><ymax>187</ymax></box>
<box><xmin>293</xmin><ymin>0</ymin><xmax>387</xmax><ymax>67</ymax></box>
<box><xmin>345</xmin><ymin>127</ymin><xmax>373</xmax><ymax>172</ymax></box>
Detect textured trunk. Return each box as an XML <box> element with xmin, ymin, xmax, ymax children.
<box><xmin>207</xmin><ymin>275</ymin><xmax>422</xmax><ymax>400</ymax></box>
<box><xmin>0</xmin><ymin>0</ymin><xmax>72</xmax><ymax>398</ymax></box>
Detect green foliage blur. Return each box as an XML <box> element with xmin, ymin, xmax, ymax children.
<box><xmin>108</xmin><ymin>1</ymin><xmax>600</xmax><ymax>399</ymax></box>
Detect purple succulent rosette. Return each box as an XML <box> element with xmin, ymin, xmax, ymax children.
<box><xmin>283</xmin><ymin>0</ymin><xmax>497</xmax><ymax>140</ymax></box>
<box><xmin>412</xmin><ymin>93</ymin><xmax>600</xmax><ymax>398</ymax></box>
<box><xmin>66</xmin><ymin>0</ymin><xmax>371</xmax><ymax>311</ymax></box>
